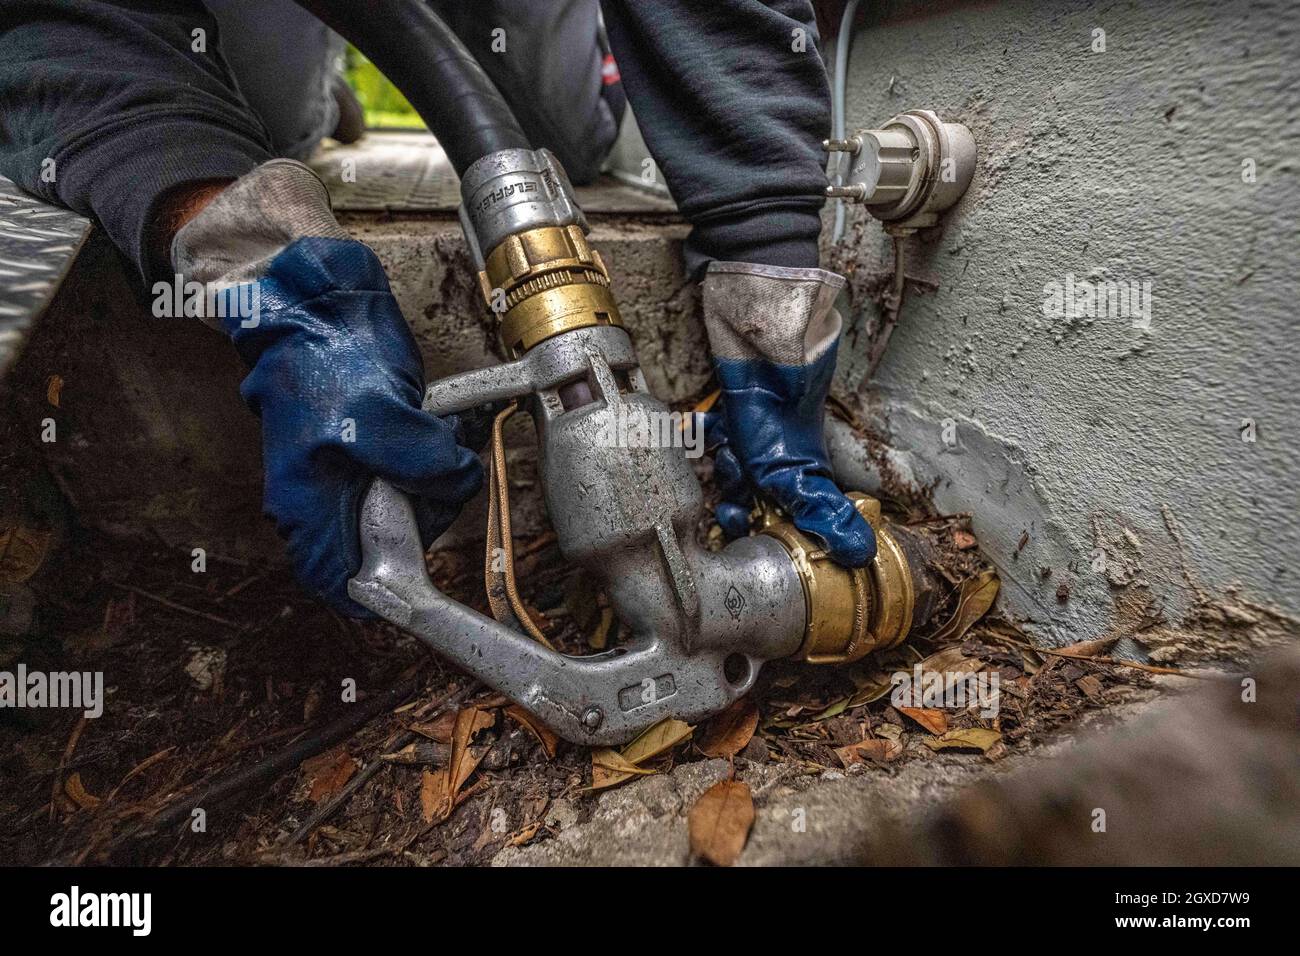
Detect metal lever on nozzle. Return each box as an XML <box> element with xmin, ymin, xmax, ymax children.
<box><xmin>349</xmin><ymin>148</ymin><xmax>925</xmax><ymax>745</ymax></box>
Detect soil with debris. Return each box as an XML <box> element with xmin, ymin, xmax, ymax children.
<box><xmin>1</xmin><ymin>396</ymin><xmax>1156</xmax><ymax>867</ymax></box>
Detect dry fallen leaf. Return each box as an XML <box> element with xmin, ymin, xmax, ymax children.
<box><xmin>835</xmin><ymin>737</ymin><xmax>903</xmax><ymax>766</ymax></box>
<box><xmin>1054</xmin><ymin>636</ymin><xmax>1119</xmax><ymax>658</ymax></box>
<box><xmin>46</xmin><ymin>374</ymin><xmax>64</xmax><ymax>408</ymax></box>
<box><xmin>591</xmin><ymin>747</ymin><xmax>658</xmax><ymax>789</ymax></box>
<box><xmin>1075</xmin><ymin>674</ymin><xmax>1104</xmax><ymax>699</ymax></box>
<box><xmin>588</xmin><ymin>606</ymin><xmax>615</xmax><ymax>651</ymax></box>
<box><xmin>590</xmin><ymin>718</ymin><xmax>693</xmax><ymax>790</ymax></box>
<box><xmin>506</xmin><ymin>821</ymin><xmax>544</xmax><ymax>847</ymax></box>
<box><xmin>875</xmin><ymin>722</ymin><xmax>904</xmax><ymax>741</ymax></box>
<box><xmin>688</xmin><ymin>779</ymin><xmax>754</xmax><ymax>866</ymax></box>
<box><xmin>924</xmin><ymin>727</ymin><xmax>1003</xmax><ymax>753</ymax></box>
<box><xmin>952</xmin><ymin>529</ymin><xmax>977</xmax><ymax>550</ymax></box>
<box><xmin>420</xmin><ymin>707</ymin><xmax>494</xmax><ymax>822</ymax></box>
<box><xmin>506</xmin><ymin>704</ymin><xmax>559</xmax><ymax>759</ymax></box>
<box><xmin>418</xmin><ymin>769</ymin><xmax>441</xmax><ymax>823</ymax></box>
<box><xmin>848</xmin><ymin>671</ymin><xmax>895</xmax><ymax>707</ymax></box>
<box><xmin>896</xmin><ymin>706</ymin><xmax>948</xmax><ymax>735</ymax></box>
<box><xmin>410</xmin><ymin>710</ymin><xmax>457</xmax><ymax>743</ymax></box>
<box><xmin>63</xmin><ymin>772</ymin><xmax>100</xmax><ymax>810</ymax></box>
<box><xmin>930</xmin><ymin>570</ymin><xmax>1000</xmax><ymax>644</ymax></box>
<box><xmin>695</xmin><ymin>698</ymin><xmax>759</xmax><ymax>759</ymax></box>
<box><xmin>301</xmin><ymin>746</ymin><xmax>358</xmax><ymax>804</ymax></box>
<box><xmin>0</xmin><ymin>527</ymin><xmax>53</xmax><ymax>584</ymax></box>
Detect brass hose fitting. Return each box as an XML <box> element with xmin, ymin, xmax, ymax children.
<box><xmin>759</xmin><ymin>493</ymin><xmax>915</xmax><ymax>663</ymax></box>
<box><xmin>477</xmin><ymin>224</ymin><xmax>624</xmax><ymax>357</ymax></box>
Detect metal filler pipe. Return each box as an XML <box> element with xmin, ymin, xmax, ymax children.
<box><xmin>346</xmin><ymin>147</ymin><xmax>931</xmax><ymax>745</ymax></box>
<box><xmin>293</xmin><ymin>0</ymin><xmax>930</xmax><ymax>746</ymax></box>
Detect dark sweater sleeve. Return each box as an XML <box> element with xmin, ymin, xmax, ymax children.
<box><xmin>600</xmin><ymin>0</ymin><xmax>832</xmax><ymax>276</ymax></box>
<box><xmin>0</xmin><ymin>0</ymin><xmax>274</xmax><ymax>279</ymax></box>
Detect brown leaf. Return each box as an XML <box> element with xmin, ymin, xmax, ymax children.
<box><xmin>1075</xmin><ymin>674</ymin><xmax>1104</xmax><ymax>699</ymax></box>
<box><xmin>930</xmin><ymin>570</ymin><xmax>1000</xmax><ymax>644</ymax></box>
<box><xmin>591</xmin><ymin>747</ymin><xmax>658</xmax><ymax>790</ymax></box>
<box><xmin>923</xmin><ymin>727</ymin><xmax>1002</xmax><ymax>753</ymax></box>
<box><xmin>301</xmin><ymin>746</ymin><xmax>357</xmax><ymax>804</ymax></box>
<box><xmin>590</xmin><ymin>718</ymin><xmax>693</xmax><ymax>790</ymax></box>
<box><xmin>835</xmin><ymin>737</ymin><xmax>902</xmax><ymax>766</ymax></box>
<box><xmin>875</xmin><ymin>722</ymin><xmax>904</xmax><ymax>741</ymax></box>
<box><xmin>419</xmin><ymin>707</ymin><xmax>494</xmax><ymax>823</ymax></box>
<box><xmin>0</xmin><ymin>526</ymin><xmax>53</xmax><ymax>584</ymax></box>
<box><xmin>1054</xmin><ymin>636</ymin><xmax>1119</xmax><ymax>658</ymax></box>
<box><xmin>695</xmin><ymin>697</ymin><xmax>759</xmax><ymax>759</ymax></box>
<box><xmin>506</xmin><ymin>821</ymin><xmax>543</xmax><ymax>847</ymax></box>
<box><xmin>588</xmin><ymin>606</ymin><xmax>615</xmax><ymax>650</ymax></box>
<box><xmin>848</xmin><ymin>670</ymin><xmax>895</xmax><ymax>707</ymax></box>
<box><xmin>952</xmin><ymin>529</ymin><xmax>977</xmax><ymax>550</ymax></box>
<box><xmin>63</xmin><ymin>772</ymin><xmax>100</xmax><ymax>810</ymax></box>
<box><xmin>447</xmin><ymin>708</ymin><xmax>493</xmax><ymax>792</ymax></box>
<box><xmin>896</xmin><ymin>706</ymin><xmax>948</xmax><ymax>735</ymax></box>
<box><xmin>45</xmin><ymin>374</ymin><xmax>63</xmax><ymax>408</ymax></box>
<box><xmin>419</xmin><ymin>769</ymin><xmax>445</xmax><ymax>823</ymax></box>
<box><xmin>506</xmin><ymin>704</ymin><xmax>559</xmax><ymax>759</ymax></box>
<box><xmin>410</xmin><ymin>711</ymin><xmax>456</xmax><ymax>743</ymax></box>
<box><xmin>688</xmin><ymin>779</ymin><xmax>754</xmax><ymax>866</ymax></box>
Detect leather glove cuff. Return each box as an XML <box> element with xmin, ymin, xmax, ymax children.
<box><xmin>701</xmin><ymin>261</ymin><xmax>846</xmax><ymax>368</ymax></box>
<box><xmin>170</xmin><ymin>159</ymin><xmax>349</xmax><ymax>331</ymax></box>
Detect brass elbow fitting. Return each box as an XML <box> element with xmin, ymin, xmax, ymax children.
<box><xmin>478</xmin><ymin>224</ymin><xmax>624</xmax><ymax>357</ymax></box>
<box><xmin>759</xmin><ymin>493</ymin><xmax>915</xmax><ymax>664</ymax></box>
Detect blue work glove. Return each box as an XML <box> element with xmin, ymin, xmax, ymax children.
<box><xmin>700</xmin><ymin>262</ymin><xmax>875</xmax><ymax>568</ymax></box>
<box><xmin>172</xmin><ymin>161</ymin><xmax>483</xmax><ymax>615</ymax></box>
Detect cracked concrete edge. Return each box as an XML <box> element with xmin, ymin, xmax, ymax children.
<box><xmin>819</xmin><ymin>0</ymin><xmax>1299</xmax><ymax>659</ymax></box>
<box><xmin>492</xmin><ymin>676</ymin><xmax>1198</xmax><ymax>867</ymax></box>
<box><xmin>826</xmin><ymin>399</ymin><xmax>1300</xmax><ymax>662</ymax></box>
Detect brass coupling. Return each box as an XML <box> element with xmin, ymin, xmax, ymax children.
<box><xmin>759</xmin><ymin>493</ymin><xmax>914</xmax><ymax>664</ymax></box>
<box><xmin>477</xmin><ymin>224</ymin><xmax>624</xmax><ymax>356</ymax></box>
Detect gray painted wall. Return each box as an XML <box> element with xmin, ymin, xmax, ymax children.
<box><xmin>824</xmin><ymin>0</ymin><xmax>1298</xmax><ymax>657</ymax></box>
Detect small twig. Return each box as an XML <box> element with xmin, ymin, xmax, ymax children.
<box><xmin>284</xmin><ymin>682</ymin><xmax>478</xmax><ymax>846</ymax></box>
<box><xmin>866</xmin><ymin>233</ymin><xmax>908</xmax><ymax>377</ymax></box>
<box><xmin>51</xmin><ymin>716</ymin><xmax>90</xmax><ymax>822</ymax></box>
<box><xmin>116</xmin><ymin>672</ymin><xmax>423</xmax><ymax>849</ymax></box>
<box><xmin>1038</xmin><ymin>647</ymin><xmax>1213</xmax><ymax>679</ymax></box>
<box><xmin>106</xmin><ymin>581</ymin><xmax>241</xmax><ymax>629</ymax></box>
<box><xmin>196</xmin><ymin>722</ymin><xmax>309</xmax><ymax>770</ymax></box>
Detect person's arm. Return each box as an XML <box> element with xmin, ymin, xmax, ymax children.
<box><xmin>602</xmin><ymin>0</ymin><xmax>876</xmax><ymax>568</ymax></box>
<box><xmin>0</xmin><ymin>2</ymin><xmax>484</xmax><ymax>613</ymax></box>
<box><xmin>0</xmin><ymin>0</ymin><xmax>273</xmax><ymax>279</ymax></box>
<box><xmin>600</xmin><ymin>0</ymin><xmax>830</xmax><ymax>277</ymax></box>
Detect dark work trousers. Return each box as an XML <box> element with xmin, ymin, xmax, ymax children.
<box><xmin>0</xmin><ymin>0</ymin><xmax>830</xmax><ymax>282</ymax></box>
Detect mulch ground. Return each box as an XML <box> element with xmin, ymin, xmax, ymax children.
<box><xmin>0</xmin><ymin>498</ymin><xmax>1149</xmax><ymax>866</ymax></box>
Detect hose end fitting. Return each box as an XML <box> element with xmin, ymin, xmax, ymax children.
<box><xmin>759</xmin><ymin>493</ymin><xmax>914</xmax><ymax>663</ymax></box>
<box><xmin>459</xmin><ymin>147</ymin><xmax>624</xmax><ymax>357</ymax></box>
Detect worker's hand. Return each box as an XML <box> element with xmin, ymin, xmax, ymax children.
<box><xmin>700</xmin><ymin>262</ymin><xmax>876</xmax><ymax>568</ymax></box>
<box><xmin>171</xmin><ymin>161</ymin><xmax>483</xmax><ymax>615</ymax></box>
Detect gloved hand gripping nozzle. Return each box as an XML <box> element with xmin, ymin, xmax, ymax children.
<box><xmin>349</xmin><ymin>148</ymin><xmax>927</xmax><ymax>744</ymax></box>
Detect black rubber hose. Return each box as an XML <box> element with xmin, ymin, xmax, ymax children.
<box><xmin>292</xmin><ymin>0</ymin><xmax>530</xmax><ymax>175</ymax></box>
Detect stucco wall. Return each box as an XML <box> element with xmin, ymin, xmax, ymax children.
<box><xmin>824</xmin><ymin>0</ymin><xmax>1298</xmax><ymax>656</ymax></box>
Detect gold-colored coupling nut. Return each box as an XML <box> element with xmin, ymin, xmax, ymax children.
<box><xmin>478</xmin><ymin>224</ymin><xmax>624</xmax><ymax>356</ymax></box>
<box><xmin>759</xmin><ymin>493</ymin><xmax>914</xmax><ymax>664</ymax></box>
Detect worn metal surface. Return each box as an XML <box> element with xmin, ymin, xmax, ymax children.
<box><xmin>0</xmin><ymin>176</ymin><xmax>92</xmax><ymax>376</ymax></box>
<box><xmin>351</xmin><ymin>322</ymin><xmax>806</xmax><ymax>744</ymax></box>
<box><xmin>459</xmin><ymin>146</ymin><xmax>586</xmax><ymax>264</ymax></box>
<box><xmin>313</xmin><ymin>132</ymin><xmax>675</xmax><ymax>215</ymax></box>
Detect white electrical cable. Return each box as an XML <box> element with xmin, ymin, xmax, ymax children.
<box><xmin>830</xmin><ymin>0</ymin><xmax>862</xmax><ymax>244</ymax></box>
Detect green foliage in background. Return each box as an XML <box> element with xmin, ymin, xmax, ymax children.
<box><xmin>344</xmin><ymin>45</ymin><xmax>426</xmax><ymax>129</ymax></box>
